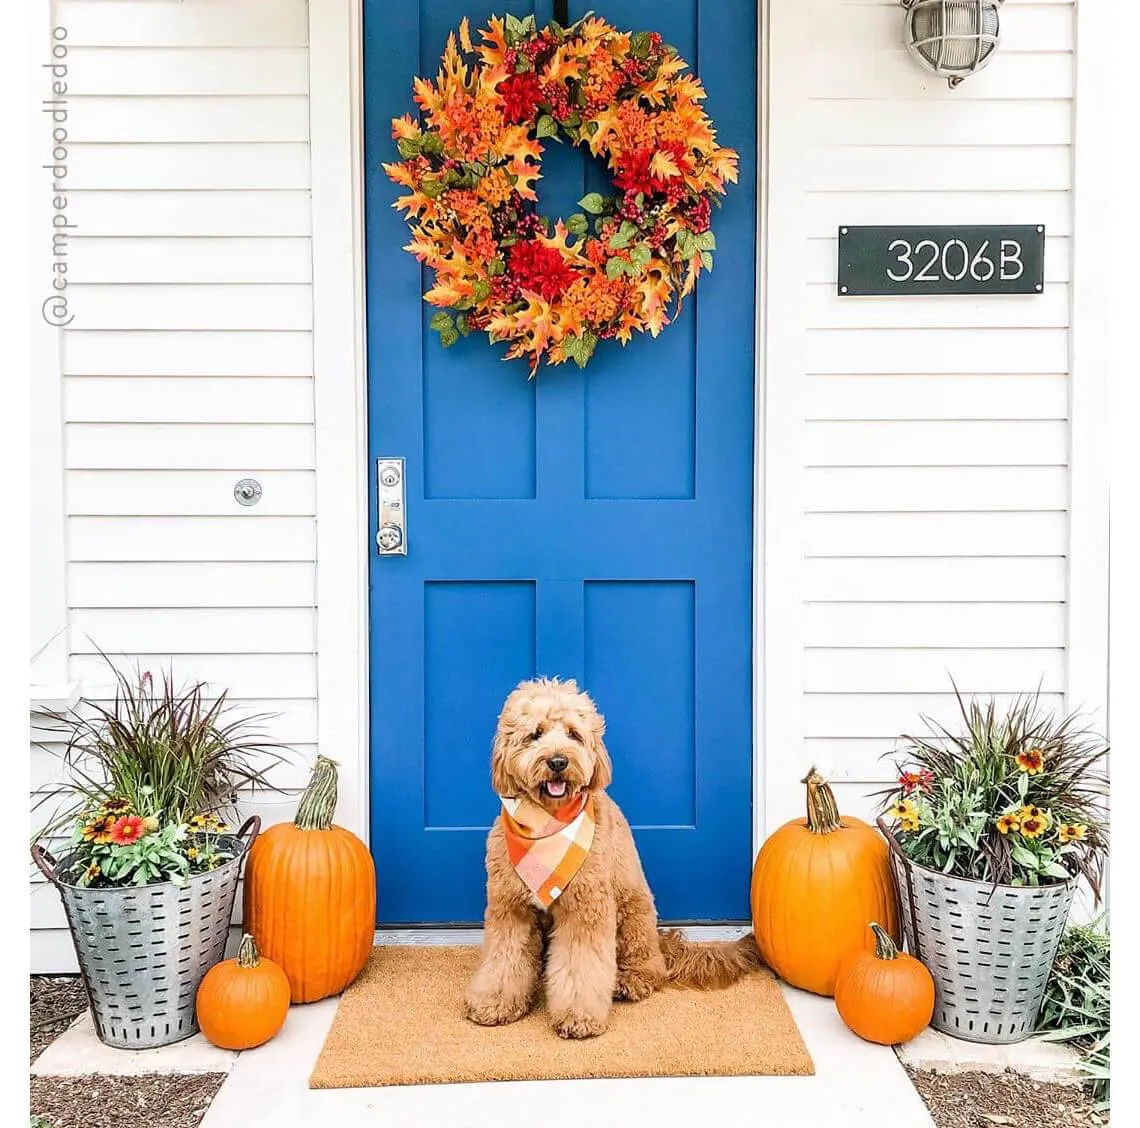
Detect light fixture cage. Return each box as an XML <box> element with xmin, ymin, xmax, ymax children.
<box><xmin>901</xmin><ymin>0</ymin><xmax>1002</xmax><ymax>88</ymax></box>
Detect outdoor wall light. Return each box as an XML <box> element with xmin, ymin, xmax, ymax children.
<box><xmin>900</xmin><ymin>0</ymin><xmax>1002</xmax><ymax>88</ymax></box>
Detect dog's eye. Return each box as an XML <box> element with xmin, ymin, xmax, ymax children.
<box><xmin>567</xmin><ymin>729</ymin><xmax>583</xmax><ymax>743</ymax></box>
<box><xmin>531</xmin><ymin>728</ymin><xmax>544</xmax><ymax>742</ymax></box>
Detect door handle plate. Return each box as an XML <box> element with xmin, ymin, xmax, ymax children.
<box><xmin>376</xmin><ymin>457</ymin><xmax>407</xmax><ymax>556</ymax></box>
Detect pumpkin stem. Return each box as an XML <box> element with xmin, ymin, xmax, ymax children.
<box><xmin>870</xmin><ymin>922</ymin><xmax>899</xmax><ymax>960</ymax></box>
<box><xmin>237</xmin><ymin>932</ymin><xmax>261</xmax><ymax>968</ymax></box>
<box><xmin>295</xmin><ymin>756</ymin><xmax>339</xmax><ymax>831</ymax></box>
<box><xmin>802</xmin><ymin>767</ymin><xmax>842</xmax><ymax>834</ymax></box>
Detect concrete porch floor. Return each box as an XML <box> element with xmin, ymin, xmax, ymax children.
<box><xmin>193</xmin><ymin>976</ymin><xmax>934</xmax><ymax>1128</ymax></box>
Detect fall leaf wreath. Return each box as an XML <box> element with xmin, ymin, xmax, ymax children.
<box><xmin>383</xmin><ymin>11</ymin><xmax>739</xmax><ymax>374</ymax></box>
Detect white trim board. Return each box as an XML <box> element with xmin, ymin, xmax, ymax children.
<box><xmin>308</xmin><ymin>0</ymin><xmax>370</xmax><ymax>840</ymax></box>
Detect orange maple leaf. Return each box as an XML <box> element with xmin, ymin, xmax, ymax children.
<box><xmin>479</xmin><ymin>15</ymin><xmax>509</xmax><ymax>67</ymax></box>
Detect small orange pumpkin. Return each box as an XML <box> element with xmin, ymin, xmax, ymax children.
<box><xmin>835</xmin><ymin>922</ymin><xmax>935</xmax><ymax>1045</ymax></box>
<box><xmin>750</xmin><ymin>768</ymin><xmax>900</xmax><ymax>996</ymax></box>
<box><xmin>243</xmin><ymin>756</ymin><xmax>376</xmax><ymax>1003</ymax></box>
<box><xmin>196</xmin><ymin>933</ymin><xmax>290</xmax><ymax>1050</ymax></box>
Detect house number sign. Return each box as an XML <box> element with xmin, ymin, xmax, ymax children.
<box><xmin>837</xmin><ymin>225</ymin><xmax>1045</xmax><ymax>296</ymax></box>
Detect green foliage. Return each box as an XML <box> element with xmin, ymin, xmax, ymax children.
<box><xmin>562</xmin><ymin>331</ymin><xmax>598</xmax><ymax>369</ymax></box>
<box><xmin>577</xmin><ymin>192</ymin><xmax>607</xmax><ymax>215</ymax></box>
<box><xmin>878</xmin><ymin>685</ymin><xmax>1109</xmax><ymax>892</ymax></box>
<box><xmin>34</xmin><ymin>650</ymin><xmax>285</xmax><ymax>838</ymax></box>
<box><xmin>1036</xmin><ymin>921</ymin><xmax>1110</xmax><ymax>1109</ymax></box>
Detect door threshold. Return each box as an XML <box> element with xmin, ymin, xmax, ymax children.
<box><xmin>373</xmin><ymin>924</ymin><xmax>752</xmax><ymax>946</ymax></box>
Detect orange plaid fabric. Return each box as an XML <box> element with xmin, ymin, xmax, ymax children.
<box><xmin>500</xmin><ymin>791</ymin><xmax>595</xmax><ymax>908</ymax></box>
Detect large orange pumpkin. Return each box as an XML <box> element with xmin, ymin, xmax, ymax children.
<box><xmin>750</xmin><ymin>768</ymin><xmax>899</xmax><ymax>996</ymax></box>
<box><xmin>196</xmin><ymin>933</ymin><xmax>290</xmax><ymax>1050</ymax></box>
<box><xmin>243</xmin><ymin>756</ymin><xmax>376</xmax><ymax>1003</ymax></box>
<box><xmin>835</xmin><ymin>922</ymin><xmax>934</xmax><ymax>1045</ymax></box>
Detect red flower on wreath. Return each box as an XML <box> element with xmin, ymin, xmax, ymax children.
<box><xmin>508</xmin><ymin>239</ymin><xmax>579</xmax><ymax>301</ymax></box>
<box><xmin>499</xmin><ymin>72</ymin><xmax>543</xmax><ymax>124</ymax></box>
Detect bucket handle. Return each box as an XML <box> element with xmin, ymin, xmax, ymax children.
<box><xmin>236</xmin><ymin>815</ymin><xmax>262</xmax><ymax>851</ymax></box>
<box><xmin>30</xmin><ymin>843</ymin><xmax>61</xmax><ymax>886</ymax></box>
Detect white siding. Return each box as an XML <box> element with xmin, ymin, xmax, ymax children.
<box><xmin>31</xmin><ymin>0</ymin><xmax>314</xmax><ymax>971</ymax></box>
<box><xmin>763</xmin><ymin>0</ymin><xmax>1077</xmax><ymax>828</ymax></box>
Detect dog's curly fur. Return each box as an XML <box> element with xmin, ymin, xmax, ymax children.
<box><xmin>463</xmin><ymin>677</ymin><xmax>761</xmax><ymax>1039</ymax></box>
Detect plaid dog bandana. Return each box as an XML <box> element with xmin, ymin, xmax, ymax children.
<box><xmin>500</xmin><ymin>791</ymin><xmax>595</xmax><ymax>908</ymax></box>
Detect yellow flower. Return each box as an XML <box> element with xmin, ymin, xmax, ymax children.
<box><xmin>83</xmin><ymin>863</ymin><xmax>100</xmax><ymax>884</ymax></box>
<box><xmin>887</xmin><ymin>798</ymin><xmax>920</xmax><ymax>832</ymax></box>
<box><xmin>995</xmin><ymin>812</ymin><xmax>1021</xmax><ymax>835</ymax></box>
<box><xmin>1057</xmin><ymin>823</ymin><xmax>1087</xmax><ymax>844</ymax></box>
<box><xmin>81</xmin><ymin>818</ymin><xmax>109</xmax><ymax>843</ymax></box>
<box><xmin>1015</xmin><ymin>747</ymin><xmax>1045</xmax><ymax>774</ymax></box>
<box><xmin>187</xmin><ymin>847</ymin><xmax>199</xmax><ymax>861</ymax></box>
<box><xmin>1017</xmin><ymin>805</ymin><xmax>1050</xmax><ymax>839</ymax></box>
<box><xmin>143</xmin><ymin>815</ymin><xmax>160</xmax><ymax>832</ymax></box>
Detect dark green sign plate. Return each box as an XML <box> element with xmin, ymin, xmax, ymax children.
<box><xmin>838</xmin><ymin>225</ymin><xmax>1045</xmax><ymax>296</ymax></box>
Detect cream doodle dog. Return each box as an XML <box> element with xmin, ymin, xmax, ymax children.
<box><xmin>463</xmin><ymin>677</ymin><xmax>759</xmax><ymax>1039</ymax></box>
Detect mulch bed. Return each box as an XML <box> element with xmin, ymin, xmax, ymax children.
<box><xmin>906</xmin><ymin>1068</ymin><xmax>1106</xmax><ymax>1128</ymax></box>
<box><xmin>30</xmin><ymin>976</ymin><xmax>226</xmax><ymax>1128</ymax></box>
<box><xmin>30</xmin><ymin>1075</ymin><xmax>227</xmax><ymax>1128</ymax></box>
<box><xmin>30</xmin><ymin>977</ymin><xmax>89</xmax><ymax>1066</ymax></box>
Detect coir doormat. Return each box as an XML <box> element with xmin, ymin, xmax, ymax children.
<box><xmin>310</xmin><ymin>945</ymin><xmax>814</xmax><ymax>1088</ymax></box>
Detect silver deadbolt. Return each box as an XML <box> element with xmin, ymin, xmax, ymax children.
<box><xmin>376</xmin><ymin>457</ymin><xmax>407</xmax><ymax>556</ymax></box>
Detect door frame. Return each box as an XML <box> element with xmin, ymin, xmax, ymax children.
<box><xmin>308</xmin><ymin>0</ymin><xmax>775</xmax><ymax>861</ymax></box>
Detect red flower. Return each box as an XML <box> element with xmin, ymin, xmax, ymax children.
<box><xmin>614</xmin><ymin>142</ymin><xmax>691</xmax><ymax>197</ymax></box>
<box><xmin>507</xmin><ymin>240</ymin><xmax>579</xmax><ymax>301</ymax></box>
<box><xmin>898</xmin><ymin>769</ymin><xmax>934</xmax><ymax>796</ymax></box>
<box><xmin>499</xmin><ymin>73</ymin><xmax>543</xmax><ymax>125</ymax></box>
<box><xmin>108</xmin><ymin>814</ymin><xmax>147</xmax><ymax>846</ymax></box>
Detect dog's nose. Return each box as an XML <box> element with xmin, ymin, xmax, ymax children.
<box><xmin>546</xmin><ymin>755</ymin><xmax>569</xmax><ymax>773</ymax></box>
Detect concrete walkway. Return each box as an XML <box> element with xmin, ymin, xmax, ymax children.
<box><xmin>197</xmin><ymin>980</ymin><xmax>934</xmax><ymax>1128</ymax></box>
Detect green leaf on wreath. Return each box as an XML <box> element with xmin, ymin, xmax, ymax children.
<box><xmin>505</xmin><ymin>13</ymin><xmax>524</xmax><ymax>39</ymax></box>
<box><xmin>578</xmin><ymin>192</ymin><xmax>606</xmax><ymax>215</ymax></box>
<box><xmin>471</xmin><ymin>279</ymin><xmax>492</xmax><ymax>303</ymax></box>
<box><xmin>536</xmin><ymin>114</ymin><xmax>558</xmax><ymax>139</ymax></box>
<box><xmin>608</xmin><ymin>220</ymin><xmax>640</xmax><ymax>250</ymax></box>
<box><xmin>522</xmin><ymin>14</ymin><xmax>537</xmax><ymax>34</ymax></box>
<box><xmin>566</xmin><ymin>214</ymin><xmax>588</xmax><ymax>237</ymax></box>
<box><xmin>564</xmin><ymin>330</ymin><xmax>598</xmax><ymax>368</ymax></box>
<box><xmin>456</xmin><ymin>314</ymin><xmax>470</xmax><ymax>337</ymax></box>
<box><xmin>487</xmin><ymin>258</ymin><xmax>506</xmax><ymax>276</ymax></box>
<box><xmin>430</xmin><ymin>312</ymin><xmax>454</xmax><ymax>332</ymax></box>
<box><xmin>420</xmin><ymin>176</ymin><xmax>445</xmax><ymax>199</ymax></box>
<box><xmin>700</xmin><ymin>251</ymin><xmax>714</xmax><ymax>272</ymax></box>
<box><xmin>396</xmin><ymin>137</ymin><xmax>422</xmax><ymax>159</ymax></box>
<box><xmin>674</xmin><ymin>229</ymin><xmax>694</xmax><ymax>256</ymax></box>
<box><xmin>421</xmin><ymin>133</ymin><xmax>443</xmax><ymax>156</ymax></box>
<box><xmin>630</xmin><ymin>243</ymin><xmax>652</xmax><ymax>267</ymax></box>
<box><xmin>605</xmin><ymin>257</ymin><xmax>629</xmax><ymax>280</ymax></box>
<box><xmin>629</xmin><ymin>31</ymin><xmax>651</xmax><ymax>59</ymax></box>
<box><xmin>440</xmin><ymin>325</ymin><xmax>459</xmax><ymax>347</ymax></box>
<box><xmin>694</xmin><ymin>231</ymin><xmax>717</xmax><ymax>251</ymax></box>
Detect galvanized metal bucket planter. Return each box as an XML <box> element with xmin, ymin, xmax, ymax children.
<box><xmin>878</xmin><ymin>816</ymin><xmax>1074</xmax><ymax>1045</ymax></box>
<box><xmin>31</xmin><ymin>816</ymin><xmax>260</xmax><ymax>1049</ymax></box>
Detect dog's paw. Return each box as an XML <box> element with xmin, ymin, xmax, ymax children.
<box><xmin>552</xmin><ymin>1010</ymin><xmax>609</xmax><ymax>1039</ymax></box>
<box><xmin>613</xmin><ymin>966</ymin><xmax>658</xmax><ymax>1002</ymax></box>
<box><xmin>463</xmin><ymin>991</ymin><xmax>531</xmax><ymax>1027</ymax></box>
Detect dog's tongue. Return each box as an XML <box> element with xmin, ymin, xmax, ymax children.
<box><xmin>546</xmin><ymin>780</ymin><xmax>568</xmax><ymax>798</ymax></box>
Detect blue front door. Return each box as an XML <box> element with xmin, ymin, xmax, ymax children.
<box><xmin>365</xmin><ymin>0</ymin><xmax>756</xmax><ymax>923</ymax></box>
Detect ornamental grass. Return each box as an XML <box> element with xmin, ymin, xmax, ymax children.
<box><xmin>35</xmin><ymin>649</ymin><xmax>285</xmax><ymax>843</ymax></box>
<box><xmin>878</xmin><ymin>685</ymin><xmax>1108</xmax><ymax>895</ymax></box>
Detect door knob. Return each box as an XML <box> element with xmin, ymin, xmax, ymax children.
<box><xmin>376</xmin><ymin>457</ymin><xmax>407</xmax><ymax>556</ymax></box>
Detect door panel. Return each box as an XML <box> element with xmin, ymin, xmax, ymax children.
<box><xmin>364</xmin><ymin>0</ymin><xmax>757</xmax><ymax>923</ymax></box>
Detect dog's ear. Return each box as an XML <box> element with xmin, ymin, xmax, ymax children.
<box><xmin>587</xmin><ymin>712</ymin><xmax>612</xmax><ymax>791</ymax></box>
<box><xmin>490</xmin><ymin>721</ymin><xmax>515</xmax><ymax>796</ymax></box>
